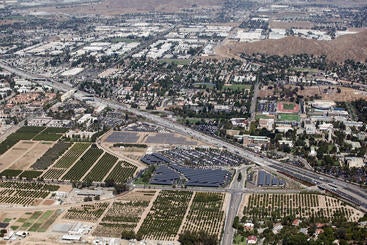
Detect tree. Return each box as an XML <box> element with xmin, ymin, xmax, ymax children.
<box><xmin>237</xmin><ymin>172</ymin><xmax>242</xmax><ymax>182</ymax></box>
<box><xmin>178</xmin><ymin>231</ymin><xmax>218</xmax><ymax>245</ymax></box>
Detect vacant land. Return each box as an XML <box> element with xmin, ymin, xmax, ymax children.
<box><xmin>0</xmin><ymin>141</ymin><xmax>54</xmax><ymax>171</ymax></box>
<box><xmin>258</xmin><ymin>85</ymin><xmax>367</xmax><ymax>102</ymax></box>
<box><xmin>217</xmin><ymin>31</ymin><xmax>367</xmax><ymax>63</ymax></box>
<box><xmin>10</xmin><ymin>141</ymin><xmax>54</xmax><ymax>170</ymax></box>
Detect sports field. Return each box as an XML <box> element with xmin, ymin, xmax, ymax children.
<box><xmin>278</xmin><ymin>113</ymin><xmax>300</xmax><ymax>122</ymax></box>
<box><xmin>277</xmin><ymin>102</ymin><xmax>300</xmax><ymax>113</ymax></box>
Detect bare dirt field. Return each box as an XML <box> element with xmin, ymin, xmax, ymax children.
<box><xmin>0</xmin><ymin>141</ymin><xmax>36</xmax><ymax>171</ymax></box>
<box><xmin>258</xmin><ymin>85</ymin><xmax>367</xmax><ymax>102</ymax></box>
<box><xmin>216</xmin><ymin>30</ymin><xmax>367</xmax><ymax>63</ymax></box>
<box><xmin>9</xmin><ymin>141</ymin><xmax>55</xmax><ymax>170</ymax></box>
<box><xmin>270</xmin><ymin>20</ymin><xmax>314</xmax><ymax>29</ymax></box>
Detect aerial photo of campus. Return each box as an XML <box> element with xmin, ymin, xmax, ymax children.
<box><xmin>0</xmin><ymin>0</ymin><xmax>366</xmax><ymax>244</ymax></box>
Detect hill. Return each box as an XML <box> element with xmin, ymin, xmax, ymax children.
<box><xmin>216</xmin><ymin>30</ymin><xmax>367</xmax><ymax>63</ymax></box>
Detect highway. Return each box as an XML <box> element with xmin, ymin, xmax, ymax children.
<box><xmin>1</xmin><ymin>60</ymin><xmax>367</xmax><ymax>244</ymax></box>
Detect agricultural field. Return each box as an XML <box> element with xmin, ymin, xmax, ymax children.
<box><xmin>10</xmin><ymin>209</ymin><xmax>61</xmax><ymax>232</ymax></box>
<box><xmin>33</xmin><ymin>127</ymin><xmax>68</xmax><ymax>141</ymax></box>
<box><xmin>63</xmin><ymin>202</ymin><xmax>109</xmax><ymax>221</ymax></box>
<box><xmin>0</xmin><ymin>169</ymin><xmax>22</xmax><ymax>178</ymax></box>
<box><xmin>242</xmin><ymin>193</ymin><xmax>364</xmax><ymax>222</ymax></box>
<box><xmin>94</xmin><ymin>190</ymin><xmax>157</xmax><ymax>237</ymax></box>
<box><xmin>42</xmin><ymin>168</ymin><xmax>66</xmax><ymax>180</ymax></box>
<box><xmin>53</xmin><ymin>143</ymin><xmax>90</xmax><ymax>169</ymax></box>
<box><xmin>0</xmin><ymin>126</ymin><xmax>45</xmax><ymax>155</ymax></box>
<box><xmin>0</xmin><ymin>181</ymin><xmax>59</xmax><ymax>206</ymax></box>
<box><xmin>105</xmin><ymin>161</ymin><xmax>137</xmax><ymax>184</ymax></box>
<box><xmin>137</xmin><ymin>190</ymin><xmax>193</xmax><ymax>241</ymax></box>
<box><xmin>32</xmin><ymin>141</ymin><xmax>72</xmax><ymax>170</ymax></box>
<box><xmin>83</xmin><ymin>153</ymin><xmax>118</xmax><ymax>182</ymax></box>
<box><xmin>9</xmin><ymin>141</ymin><xmax>54</xmax><ymax>170</ymax></box>
<box><xmin>181</xmin><ymin>192</ymin><xmax>226</xmax><ymax>240</ymax></box>
<box><xmin>0</xmin><ymin>169</ymin><xmax>42</xmax><ymax>179</ymax></box>
<box><xmin>61</xmin><ymin>147</ymin><xmax>103</xmax><ymax>181</ymax></box>
<box><xmin>18</xmin><ymin>170</ymin><xmax>43</xmax><ymax>179</ymax></box>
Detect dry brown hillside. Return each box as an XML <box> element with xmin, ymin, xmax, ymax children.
<box><xmin>33</xmin><ymin>0</ymin><xmax>223</xmax><ymax>16</ymax></box>
<box><xmin>216</xmin><ymin>30</ymin><xmax>367</xmax><ymax>63</ymax></box>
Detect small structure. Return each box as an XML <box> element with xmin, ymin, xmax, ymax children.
<box><xmin>244</xmin><ymin>222</ymin><xmax>254</xmax><ymax>231</ymax></box>
<box><xmin>247</xmin><ymin>235</ymin><xmax>257</xmax><ymax>244</ymax></box>
<box><xmin>62</xmin><ymin>234</ymin><xmax>81</xmax><ymax>241</ymax></box>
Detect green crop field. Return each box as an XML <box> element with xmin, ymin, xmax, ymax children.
<box><xmin>105</xmin><ymin>161</ymin><xmax>137</xmax><ymax>184</ymax></box>
<box><xmin>61</xmin><ymin>147</ymin><xmax>103</xmax><ymax>181</ymax></box>
<box><xmin>0</xmin><ymin>169</ymin><xmax>22</xmax><ymax>178</ymax></box>
<box><xmin>19</xmin><ymin>170</ymin><xmax>43</xmax><ymax>179</ymax></box>
<box><xmin>33</xmin><ymin>127</ymin><xmax>68</xmax><ymax>141</ymax></box>
<box><xmin>137</xmin><ymin>190</ymin><xmax>193</xmax><ymax>241</ymax></box>
<box><xmin>0</xmin><ymin>126</ymin><xmax>45</xmax><ymax>154</ymax></box>
<box><xmin>53</xmin><ymin>143</ymin><xmax>90</xmax><ymax>168</ymax></box>
<box><xmin>181</xmin><ymin>192</ymin><xmax>225</xmax><ymax>240</ymax></box>
<box><xmin>32</xmin><ymin>141</ymin><xmax>72</xmax><ymax>170</ymax></box>
<box><xmin>83</xmin><ymin>153</ymin><xmax>118</xmax><ymax>182</ymax></box>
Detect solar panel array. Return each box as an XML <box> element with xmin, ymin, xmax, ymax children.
<box><xmin>161</xmin><ymin>148</ymin><xmax>244</xmax><ymax>167</ymax></box>
<box><xmin>150</xmin><ymin>166</ymin><xmax>181</xmax><ymax>185</ymax></box>
<box><xmin>257</xmin><ymin>170</ymin><xmax>285</xmax><ymax>187</ymax></box>
<box><xmin>105</xmin><ymin>132</ymin><xmax>139</xmax><ymax>143</ymax></box>
<box><xmin>171</xmin><ymin>164</ymin><xmax>232</xmax><ymax>187</ymax></box>
<box><xmin>148</xmin><ymin>163</ymin><xmax>232</xmax><ymax>187</ymax></box>
<box><xmin>141</xmin><ymin>153</ymin><xmax>171</xmax><ymax>165</ymax></box>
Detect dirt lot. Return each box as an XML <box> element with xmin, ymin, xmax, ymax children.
<box><xmin>258</xmin><ymin>85</ymin><xmax>367</xmax><ymax>102</ymax></box>
<box><xmin>0</xmin><ymin>141</ymin><xmax>36</xmax><ymax>171</ymax></box>
<box><xmin>9</xmin><ymin>141</ymin><xmax>55</xmax><ymax>170</ymax></box>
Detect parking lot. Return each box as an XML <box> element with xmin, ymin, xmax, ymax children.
<box><xmin>257</xmin><ymin>100</ymin><xmax>277</xmax><ymax>113</ymax></box>
<box><xmin>142</xmin><ymin>148</ymin><xmax>248</xmax><ymax>167</ymax></box>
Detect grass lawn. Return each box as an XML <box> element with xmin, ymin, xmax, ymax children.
<box><xmin>283</xmin><ymin>103</ymin><xmax>295</xmax><ymax>110</ymax></box>
<box><xmin>234</xmin><ymin>234</ymin><xmax>247</xmax><ymax>245</ymax></box>
<box><xmin>278</xmin><ymin>113</ymin><xmax>300</xmax><ymax>122</ymax></box>
<box><xmin>223</xmin><ymin>84</ymin><xmax>251</xmax><ymax>91</ymax></box>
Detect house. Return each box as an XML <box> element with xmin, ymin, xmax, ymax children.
<box><xmin>273</xmin><ymin>223</ymin><xmax>283</xmax><ymax>234</ymax></box>
<box><xmin>292</xmin><ymin>219</ymin><xmax>301</xmax><ymax>226</ymax></box>
<box><xmin>247</xmin><ymin>235</ymin><xmax>257</xmax><ymax>244</ymax></box>
<box><xmin>244</xmin><ymin>222</ymin><xmax>254</xmax><ymax>231</ymax></box>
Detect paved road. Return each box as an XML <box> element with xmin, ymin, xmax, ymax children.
<box><xmin>250</xmin><ymin>82</ymin><xmax>260</xmax><ymax>121</ymax></box>
<box><xmin>222</xmin><ymin>167</ymin><xmax>246</xmax><ymax>245</ymax></box>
